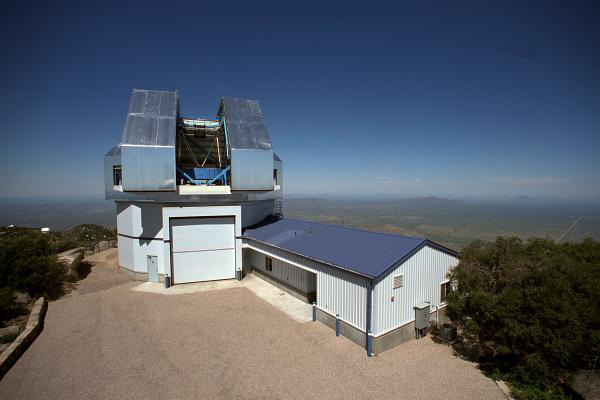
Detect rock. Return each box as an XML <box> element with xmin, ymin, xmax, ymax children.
<box><xmin>13</xmin><ymin>291</ymin><xmax>31</xmax><ymax>305</ymax></box>
<box><xmin>0</xmin><ymin>325</ymin><xmax>19</xmax><ymax>338</ymax></box>
<box><xmin>109</xmin><ymin>239</ymin><xmax>117</xmax><ymax>248</ymax></box>
<box><xmin>97</xmin><ymin>241</ymin><xmax>110</xmax><ymax>252</ymax></box>
<box><xmin>0</xmin><ymin>343</ymin><xmax>9</xmax><ymax>353</ymax></box>
<box><xmin>571</xmin><ymin>370</ymin><xmax>600</xmax><ymax>400</ymax></box>
<box><xmin>58</xmin><ymin>248</ymin><xmax>84</xmax><ymax>279</ymax></box>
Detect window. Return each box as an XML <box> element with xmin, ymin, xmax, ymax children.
<box><xmin>113</xmin><ymin>166</ymin><xmax>122</xmax><ymax>186</ymax></box>
<box><xmin>440</xmin><ymin>281</ymin><xmax>452</xmax><ymax>303</ymax></box>
<box><xmin>393</xmin><ymin>274</ymin><xmax>403</xmax><ymax>289</ymax></box>
<box><xmin>265</xmin><ymin>256</ymin><xmax>273</xmax><ymax>272</ymax></box>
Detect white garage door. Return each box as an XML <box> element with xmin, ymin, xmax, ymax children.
<box><xmin>171</xmin><ymin>217</ymin><xmax>235</xmax><ymax>283</ymax></box>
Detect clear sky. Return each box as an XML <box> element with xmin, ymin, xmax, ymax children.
<box><xmin>1</xmin><ymin>1</ymin><xmax>599</xmax><ymax>200</ymax></box>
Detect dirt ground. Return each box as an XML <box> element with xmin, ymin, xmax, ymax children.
<box><xmin>0</xmin><ymin>249</ymin><xmax>504</xmax><ymax>400</ymax></box>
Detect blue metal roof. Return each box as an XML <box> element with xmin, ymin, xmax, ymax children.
<box><xmin>243</xmin><ymin>218</ymin><xmax>457</xmax><ymax>280</ymax></box>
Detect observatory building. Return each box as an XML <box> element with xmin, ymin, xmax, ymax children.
<box><xmin>104</xmin><ymin>89</ymin><xmax>458</xmax><ymax>354</ymax></box>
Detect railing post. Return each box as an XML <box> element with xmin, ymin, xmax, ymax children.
<box><xmin>335</xmin><ymin>314</ymin><xmax>340</xmax><ymax>337</ymax></box>
<box><xmin>367</xmin><ymin>329</ymin><xmax>373</xmax><ymax>357</ymax></box>
<box><xmin>312</xmin><ymin>302</ymin><xmax>316</xmax><ymax>322</ymax></box>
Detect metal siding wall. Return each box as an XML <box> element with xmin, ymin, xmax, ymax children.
<box><xmin>372</xmin><ymin>246</ymin><xmax>458</xmax><ymax>336</ymax></box>
<box><xmin>249</xmin><ymin>249</ymin><xmax>310</xmax><ymax>292</ymax></box>
<box><xmin>245</xmin><ymin>241</ymin><xmax>368</xmax><ymax>331</ymax></box>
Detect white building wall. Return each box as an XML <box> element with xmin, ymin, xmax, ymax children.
<box><xmin>241</xmin><ymin>200</ymin><xmax>274</xmax><ymax>227</ymax></box>
<box><xmin>116</xmin><ymin>203</ymin><xmax>164</xmax><ymax>274</ymax></box>
<box><xmin>117</xmin><ymin>235</ymin><xmax>134</xmax><ymax>269</ymax></box>
<box><xmin>244</xmin><ymin>241</ymin><xmax>369</xmax><ymax>331</ymax></box>
<box><xmin>116</xmin><ymin>203</ymin><xmax>163</xmax><ymax>238</ymax></box>
<box><xmin>372</xmin><ymin>245</ymin><xmax>458</xmax><ymax>336</ymax></box>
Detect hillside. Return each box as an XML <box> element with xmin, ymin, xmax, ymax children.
<box><xmin>0</xmin><ymin>224</ymin><xmax>116</xmax><ymax>252</ymax></box>
<box><xmin>284</xmin><ymin>197</ymin><xmax>600</xmax><ymax>250</ymax></box>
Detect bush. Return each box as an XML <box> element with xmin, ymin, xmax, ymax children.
<box><xmin>0</xmin><ymin>232</ymin><xmax>68</xmax><ymax>300</ymax></box>
<box><xmin>446</xmin><ymin>237</ymin><xmax>600</xmax><ymax>397</ymax></box>
<box><xmin>0</xmin><ymin>287</ymin><xmax>17</xmax><ymax>323</ymax></box>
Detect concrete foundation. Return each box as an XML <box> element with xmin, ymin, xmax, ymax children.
<box><xmin>251</xmin><ymin>268</ymin><xmax>316</xmax><ymax>304</ymax></box>
<box><xmin>372</xmin><ymin>321</ymin><xmax>415</xmax><ymax>354</ymax></box>
<box><xmin>119</xmin><ymin>265</ymin><xmax>165</xmax><ymax>283</ymax></box>
<box><xmin>316</xmin><ymin>308</ymin><xmax>367</xmax><ymax>348</ymax></box>
<box><xmin>372</xmin><ymin>306</ymin><xmax>448</xmax><ymax>354</ymax></box>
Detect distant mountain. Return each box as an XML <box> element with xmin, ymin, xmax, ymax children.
<box><xmin>512</xmin><ymin>195</ymin><xmax>538</xmax><ymax>201</ymax></box>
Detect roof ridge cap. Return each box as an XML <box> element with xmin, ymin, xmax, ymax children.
<box><xmin>282</xmin><ymin>217</ymin><xmax>425</xmax><ymax>240</ymax></box>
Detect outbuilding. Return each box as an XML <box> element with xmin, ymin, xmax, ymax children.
<box><xmin>242</xmin><ymin>217</ymin><xmax>458</xmax><ymax>354</ymax></box>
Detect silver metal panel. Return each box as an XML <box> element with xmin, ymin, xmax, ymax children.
<box><xmin>245</xmin><ymin>241</ymin><xmax>369</xmax><ymax>331</ymax></box>
<box><xmin>372</xmin><ymin>246</ymin><xmax>458</xmax><ymax>336</ymax></box>
<box><xmin>221</xmin><ymin>97</ymin><xmax>272</xmax><ymax>150</ymax></box>
<box><xmin>231</xmin><ymin>149</ymin><xmax>274</xmax><ymax>190</ymax></box>
<box><xmin>122</xmin><ymin>89</ymin><xmax>178</xmax><ymax>146</ymax></box>
<box><xmin>121</xmin><ymin>146</ymin><xmax>175</xmax><ymax>191</ymax></box>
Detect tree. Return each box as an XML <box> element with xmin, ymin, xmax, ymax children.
<box><xmin>0</xmin><ymin>232</ymin><xmax>67</xmax><ymax>300</ymax></box>
<box><xmin>446</xmin><ymin>237</ymin><xmax>600</xmax><ymax>395</ymax></box>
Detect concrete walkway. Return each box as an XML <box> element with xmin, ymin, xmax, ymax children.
<box><xmin>132</xmin><ymin>273</ymin><xmax>312</xmax><ymax>322</ymax></box>
<box><xmin>0</xmin><ymin>249</ymin><xmax>504</xmax><ymax>400</ymax></box>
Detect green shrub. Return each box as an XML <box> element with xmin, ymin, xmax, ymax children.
<box><xmin>0</xmin><ymin>286</ymin><xmax>17</xmax><ymax>323</ymax></box>
<box><xmin>446</xmin><ymin>237</ymin><xmax>600</xmax><ymax>396</ymax></box>
<box><xmin>0</xmin><ymin>232</ymin><xmax>67</xmax><ymax>300</ymax></box>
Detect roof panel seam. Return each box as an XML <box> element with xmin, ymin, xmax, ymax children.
<box><xmin>242</xmin><ymin>237</ymin><xmax>375</xmax><ymax>280</ymax></box>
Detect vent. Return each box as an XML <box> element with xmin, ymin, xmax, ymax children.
<box><xmin>393</xmin><ymin>274</ymin><xmax>404</xmax><ymax>289</ymax></box>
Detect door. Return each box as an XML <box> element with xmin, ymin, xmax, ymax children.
<box><xmin>171</xmin><ymin>217</ymin><xmax>235</xmax><ymax>283</ymax></box>
<box><xmin>147</xmin><ymin>255</ymin><xmax>159</xmax><ymax>283</ymax></box>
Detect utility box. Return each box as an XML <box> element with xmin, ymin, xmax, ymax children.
<box><xmin>414</xmin><ymin>302</ymin><xmax>430</xmax><ymax>330</ymax></box>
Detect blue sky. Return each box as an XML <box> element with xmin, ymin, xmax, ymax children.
<box><xmin>0</xmin><ymin>1</ymin><xmax>599</xmax><ymax>200</ymax></box>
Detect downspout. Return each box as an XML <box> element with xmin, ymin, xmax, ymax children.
<box><xmin>366</xmin><ymin>280</ymin><xmax>373</xmax><ymax>357</ymax></box>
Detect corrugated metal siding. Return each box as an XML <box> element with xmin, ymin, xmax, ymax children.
<box><xmin>246</xmin><ymin>241</ymin><xmax>368</xmax><ymax>331</ymax></box>
<box><xmin>317</xmin><ymin>263</ymin><xmax>367</xmax><ymax>331</ymax></box>
<box><xmin>372</xmin><ymin>245</ymin><xmax>458</xmax><ymax>336</ymax></box>
<box><xmin>249</xmin><ymin>249</ymin><xmax>313</xmax><ymax>292</ymax></box>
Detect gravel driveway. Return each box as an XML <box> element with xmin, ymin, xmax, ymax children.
<box><xmin>0</xmin><ymin>249</ymin><xmax>504</xmax><ymax>400</ymax></box>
